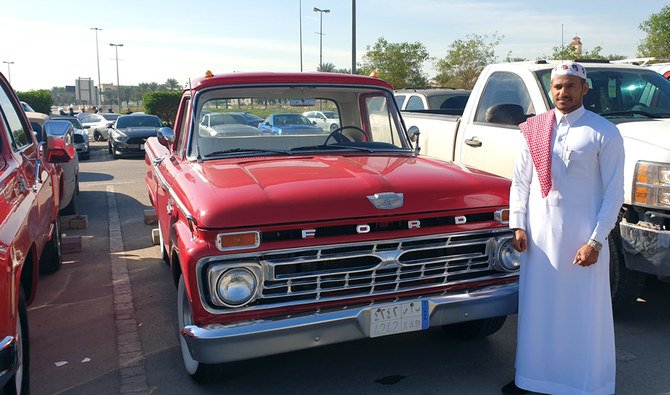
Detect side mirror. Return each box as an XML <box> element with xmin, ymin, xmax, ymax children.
<box><xmin>157</xmin><ymin>127</ymin><xmax>176</xmax><ymax>149</ymax></box>
<box><xmin>43</xmin><ymin>120</ymin><xmax>75</xmax><ymax>163</ymax></box>
<box><xmin>312</xmin><ymin>121</ymin><xmax>317</xmax><ymax>125</ymax></box>
<box><xmin>408</xmin><ymin>126</ymin><xmax>421</xmax><ymax>154</ymax></box>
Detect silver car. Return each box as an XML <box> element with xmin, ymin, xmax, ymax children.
<box><xmin>81</xmin><ymin>112</ymin><xmax>120</xmax><ymax>141</ymax></box>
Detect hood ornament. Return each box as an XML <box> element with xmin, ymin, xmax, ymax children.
<box><xmin>367</xmin><ymin>192</ymin><xmax>404</xmax><ymax>210</ymax></box>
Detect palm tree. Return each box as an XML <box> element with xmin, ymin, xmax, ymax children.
<box><xmin>317</xmin><ymin>62</ymin><xmax>336</xmax><ymax>72</ymax></box>
<box><xmin>165</xmin><ymin>78</ymin><xmax>180</xmax><ymax>91</ymax></box>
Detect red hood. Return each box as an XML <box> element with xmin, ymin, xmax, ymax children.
<box><xmin>177</xmin><ymin>155</ymin><xmax>510</xmax><ymax>229</ymax></box>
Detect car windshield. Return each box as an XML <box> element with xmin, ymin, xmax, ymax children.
<box><xmin>205</xmin><ymin>113</ymin><xmax>248</xmax><ymax>126</ymax></box>
<box><xmin>52</xmin><ymin>117</ymin><xmax>83</xmax><ymax>128</ymax></box>
<box><xmin>322</xmin><ymin>111</ymin><xmax>338</xmax><ymax>118</ymax></box>
<box><xmin>116</xmin><ymin>115</ymin><xmax>162</xmax><ymax>128</ymax></box>
<box><xmin>103</xmin><ymin>114</ymin><xmax>121</xmax><ymax>121</ymax></box>
<box><xmin>536</xmin><ymin>67</ymin><xmax>670</xmax><ymax>118</ymax></box>
<box><xmin>427</xmin><ymin>92</ymin><xmax>471</xmax><ymax>111</ymax></box>
<box><xmin>191</xmin><ymin>85</ymin><xmax>410</xmax><ymax>158</ymax></box>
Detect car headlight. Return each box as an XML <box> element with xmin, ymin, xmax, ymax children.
<box><xmin>208</xmin><ymin>266</ymin><xmax>260</xmax><ymax>307</ymax></box>
<box><xmin>493</xmin><ymin>238</ymin><xmax>520</xmax><ymax>272</ymax></box>
<box><xmin>112</xmin><ymin>129</ymin><xmax>127</xmax><ymax>142</ymax></box>
<box><xmin>633</xmin><ymin>161</ymin><xmax>670</xmax><ymax>208</ymax></box>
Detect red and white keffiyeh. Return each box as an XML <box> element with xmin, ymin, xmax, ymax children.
<box><xmin>519</xmin><ymin>110</ymin><xmax>556</xmax><ymax>198</ymax></box>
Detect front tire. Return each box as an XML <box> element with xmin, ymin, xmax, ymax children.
<box><xmin>39</xmin><ymin>220</ymin><xmax>63</xmax><ymax>274</ymax></box>
<box><xmin>60</xmin><ymin>189</ymin><xmax>77</xmax><ymax>216</ymax></box>
<box><xmin>442</xmin><ymin>316</ymin><xmax>507</xmax><ymax>340</ymax></box>
<box><xmin>6</xmin><ymin>287</ymin><xmax>30</xmax><ymax>395</ymax></box>
<box><xmin>609</xmin><ymin>229</ymin><xmax>646</xmax><ymax>310</ymax></box>
<box><xmin>178</xmin><ymin>276</ymin><xmax>212</xmax><ymax>379</ymax></box>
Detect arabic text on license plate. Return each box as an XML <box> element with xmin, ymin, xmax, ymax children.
<box><xmin>140</xmin><ymin>143</ymin><xmax>145</xmax><ymax>150</ymax></box>
<box><xmin>369</xmin><ymin>300</ymin><xmax>429</xmax><ymax>338</ymax></box>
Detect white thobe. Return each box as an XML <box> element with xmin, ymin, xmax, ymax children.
<box><xmin>509</xmin><ymin>106</ymin><xmax>625</xmax><ymax>395</ymax></box>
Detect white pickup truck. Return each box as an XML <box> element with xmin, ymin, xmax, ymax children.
<box><xmin>401</xmin><ymin>60</ymin><xmax>670</xmax><ymax>307</ymax></box>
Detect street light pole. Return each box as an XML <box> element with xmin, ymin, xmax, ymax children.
<box><xmin>91</xmin><ymin>27</ymin><xmax>102</xmax><ymax>106</ymax></box>
<box><xmin>109</xmin><ymin>43</ymin><xmax>123</xmax><ymax>113</ymax></box>
<box><xmin>351</xmin><ymin>0</ymin><xmax>356</xmax><ymax>74</ymax></box>
<box><xmin>299</xmin><ymin>0</ymin><xmax>303</xmax><ymax>72</ymax></box>
<box><xmin>313</xmin><ymin>7</ymin><xmax>330</xmax><ymax>71</ymax></box>
<box><xmin>2</xmin><ymin>61</ymin><xmax>14</xmax><ymax>84</ymax></box>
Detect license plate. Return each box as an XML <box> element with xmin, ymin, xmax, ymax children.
<box><xmin>140</xmin><ymin>143</ymin><xmax>145</xmax><ymax>150</ymax></box>
<box><xmin>369</xmin><ymin>300</ymin><xmax>429</xmax><ymax>338</ymax></box>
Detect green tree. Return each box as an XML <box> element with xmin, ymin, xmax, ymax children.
<box><xmin>434</xmin><ymin>33</ymin><xmax>502</xmax><ymax>89</ymax></box>
<box><xmin>165</xmin><ymin>78</ymin><xmax>181</xmax><ymax>91</ymax></box>
<box><xmin>317</xmin><ymin>62</ymin><xmax>336</xmax><ymax>72</ymax></box>
<box><xmin>142</xmin><ymin>91</ymin><xmax>182</xmax><ymax>124</ymax></box>
<box><xmin>550</xmin><ymin>44</ymin><xmax>606</xmax><ymax>60</ymax></box>
<box><xmin>16</xmin><ymin>89</ymin><xmax>52</xmax><ymax>114</ymax></box>
<box><xmin>638</xmin><ymin>5</ymin><xmax>670</xmax><ymax>57</ymax></box>
<box><xmin>50</xmin><ymin>87</ymin><xmax>75</xmax><ymax>107</ymax></box>
<box><xmin>361</xmin><ymin>37</ymin><xmax>430</xmax><ymax>88</ymax></box>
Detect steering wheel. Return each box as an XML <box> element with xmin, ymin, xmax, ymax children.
<box><xmin>323</xmin><ymin>126</ymin><xmax>367</xmax><ymax>145</ymax></box>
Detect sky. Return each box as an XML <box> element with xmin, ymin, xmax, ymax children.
<box><xmin>1</xmin><ymin>0</ymin><xmax>668</xmax><ymax>91</ymax></box>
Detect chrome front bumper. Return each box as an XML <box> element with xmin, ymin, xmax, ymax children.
<box><xmin>181</xmin><ymin>282</ymin><xmax>518</xmax><ymax>364</ymax></box>
<box><xmin>620</xmin><ymin>221</ymin><xmax>670</xmax><ymax>276</ymax></box>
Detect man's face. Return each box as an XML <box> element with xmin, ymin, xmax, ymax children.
<box><xmin>550</xmin><ymin>74</ymin><xmax>589</xmax><ymax>114</ymax></box>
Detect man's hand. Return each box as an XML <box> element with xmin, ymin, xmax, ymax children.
<box><xmin>573</xmin><ymin>244</ymin><xmax>599</xmax><ymax>267</ymax></box>
<box><xmin>512</xmin><ymin>229</ymin><xmax>528</xmax><ymax>252</ymax></box>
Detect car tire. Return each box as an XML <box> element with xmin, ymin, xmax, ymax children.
<box><xmin>329</xmin><ymin>123</ymin><xmax>339</xmax><ymax>133</ymax></box>
<box><xmin>60</xmin><ymin>189</ymin><xmax>77</xmax><ymax>216</ymax></box>
<box><xmin>442</xmin><ymin>316</ymin><xmax>507</xmax><ymax>340</ymax></box>
<box><xmin>5</xmin><ymin>287</ymin><xmax>30</xmax><ymax>395</ymax></box>
<box><xmin>108</xmin><ymin>141</ymin><xmax>113</xmax><ymax>155</ymax></box>
<box><xmin>178</xmin><ymin>275</ymin><xmax>213</xmax><ymax>380</ymax></box>
<box><xmin>39</xmin><ymin>219</ymin><xmax>63</xmax><ymax>274</ymax></box>
<box><xmin>609</xmin><ymin>228</ymin><xmax>646</xmax><ymax>311</ymax></box>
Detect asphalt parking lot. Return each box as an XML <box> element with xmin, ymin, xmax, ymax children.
<box><xmin>25</xmin><ymin>141</ymin><xmax>670</xmax><ymax>395</ymax></box>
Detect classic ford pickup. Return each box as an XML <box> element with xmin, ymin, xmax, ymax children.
<box><xmin>0</xmin><ymin>72</ymin><xmax>74</xmax><ymax>394</ymax></box>
<box><xmin>144</xmin><ymin>72</ymin><xmax>519</xmax><ymax>378</ymax></box>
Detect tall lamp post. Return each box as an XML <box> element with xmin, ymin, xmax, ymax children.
<box><xmin>91</xmin><ymin>27</ymin><xmax>102</xmax><ymax>106</ymax></box>
<box><xmin>2</xmin><ymin>61</ymin><xmax>14</xmax><ymax>84</ymax></box>
<box><xmin>109</xmin><ymin>43</ymin><xmax>123</xmax><ymax>113</ymax></box>
<box><xmin>313</xmin><ymin>7</ymin><xmax>330</xmax><ymax>71</ymax></box>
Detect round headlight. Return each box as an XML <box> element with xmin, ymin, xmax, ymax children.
<box><xmin>495</xmin><ymin>239</ymin><xmax>521</xmax><ymax>272</ymax></box>
<box><xmin>217</xmin><ymin>268</ymin><xmax>257</xmax><ymax>306</ymax></box>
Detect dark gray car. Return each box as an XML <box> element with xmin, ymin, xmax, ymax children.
<box><xmin>108</xmin><ymin>114</ymin><xmax>162</xmax><ymax>159</ymax></box>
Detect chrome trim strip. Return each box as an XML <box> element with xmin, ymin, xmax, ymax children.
<box><xmin>146</xmin><ymin>148</ymin><xmax>196</xmax><ymax>226</ymax></box>
<box><xmin>195</xmin><ymin>227</ymin><xmax>515</xmax><ymax>315</ymax></box>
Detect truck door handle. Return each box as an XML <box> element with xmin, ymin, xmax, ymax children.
<box><xmin>465</xmin><ymin>137</ymin><xmax>482</xmax><ymax>147</ymax></box>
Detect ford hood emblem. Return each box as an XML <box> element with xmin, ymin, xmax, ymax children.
<box><xmin>367</xmin><ymin>192</ymin><xmax>404</xmax><ymax>210</ymax></box>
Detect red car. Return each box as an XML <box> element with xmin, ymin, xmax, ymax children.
<box><xmin>0</xmin><ymin>72</ymin><xmax>74</xmax><ymax>394</ymax></box>
<box><xmin>145</xmin><ymin>72</ymin><xmax>519</xmax><ymax>378</ymax></box>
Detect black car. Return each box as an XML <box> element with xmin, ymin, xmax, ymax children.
<box><xmin>108</xmin><ymin>114</ymin><xmax>162</xmax><ymax>159</ymax></box>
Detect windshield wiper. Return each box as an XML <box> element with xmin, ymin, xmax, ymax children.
<box><xmin>289</xmin><ymin>144</ymin><xmax>375</xmax><ymax>153</ymax></box>
<box><xmin>601</xmin><ymin>110</ymin><xmax>656</xmax><ymax>118</ymax></box>
<box><xmin>203</xmin><ymin>148</ymin><xmax>291</xmax><ymax>158</ymax></box>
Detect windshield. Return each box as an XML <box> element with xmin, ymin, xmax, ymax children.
<box><xmin>53</xmin><ymin>117</ymin><xmax>83</xmax><ymax>128</ymax></box>
<box><xmin>116</xmin><ymin>115</ymin><xmax>162</xmax><ymax>128</ymax></box>
<box><xmin>536</xmin><ymin>67</ymin><xmax>670</xmax><ymax>119</ymax></box>
<box><xmin>191</xmin><ymin>85</ymin><xmax>410</xmax><ymax>158</ymax></box>
<box><xmin>322</xmin><ymin>111</ymin><xmax>338</xmax><ymax>118</ymax></box>
<box><xmin>103</xmin><ymin>114</ymin><xmax>121</xmax><ymax>121</ymax></box>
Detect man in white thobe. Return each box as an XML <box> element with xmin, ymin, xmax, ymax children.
<box><xmin>504</xmin><ymin>62</ymin><xmax>625</xmax><ymax>395</ymax></box>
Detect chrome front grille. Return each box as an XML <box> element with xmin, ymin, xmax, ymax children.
<box><xmin>198</xmin><ymin>229</ymin><xmax>516</xmax><ymax>314</ymax></box>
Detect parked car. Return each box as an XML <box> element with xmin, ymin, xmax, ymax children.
<box><xmin>145</xmin><ymin>71</ymin><xmax>518</xmax><ymax>378</ymax></box>
<box><xmin>258</xmin><ymin>113</ymin><xmax>325</xmax><ymax>135</ymax></box>
<box><xmin>108</xmin><ymin>114</ymin><xmax>162</xmax><ymax>159</ymax></box>
<box><xmin>81</xmin><ymin>112</ymin><xmax>120</xmax><ymax>141</ymax></box>
<box><xmin>50</xmin><ymin>115</ymin><xmax>90</xmax><ymax>160</ymax></box>
<box><xmin>0</xmin><ymin>72</ymin><xmax>74</xmax><ymax>394</ymax></box>
<box><xmin>26</xmin><ymin>112</ymin><xmax>80</xmax><ymax>215</ymax></box>
<box><xmin>20</xmin><ymin>101</ymin><xmax>35</xmax><ymax>113</ymax></box>
<box><xmin>303</xmin><ymin>110</ymin><xmax>340</xmax><ymax>132</ymax></box>
<box><xmin>394</xmin><ymin>89</ymin><xmax>471</xmax><ymax>115</ymax></box>
<box><xmin>199</xmin><ymin>112</ymin><xmax>261</xmax><ymax>137</ymax></box>
<box><xmin>236</xmin><ymin>112</ymin><xmax>265</xmax><ymax>127</ymax></box>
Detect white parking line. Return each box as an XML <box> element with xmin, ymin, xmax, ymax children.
<box><xmin>107</xmin><ymin>185</ymin><xmax>149</xmax><ymax>393</ymax></box>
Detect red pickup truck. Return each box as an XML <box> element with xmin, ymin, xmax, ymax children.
<box><xmin>0</xmin><ymin>72</ymin><xmax>74</xmax><ymax>394</ymax></box>
<box><xmin>145</xmin><ymin>72</ymin><xmax>519</xmax><ymax>378</ymax></box>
